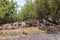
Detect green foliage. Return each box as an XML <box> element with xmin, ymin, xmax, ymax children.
<box><xmin>48</xmin><ymin>0</ymin><xmax>60</xmax><ymax>20</ymax></box>
<box><xmin>0</xmin><ymin>0</ymin><xmax>18</xmax><ymax>24</ymax></box>
<box><xmin>19</xmin><ymin>0</ymin><xmax>60</xmax><ymax>21</ymax></box>
<box><xmin>19</xmin><ymin>0</ymin><xmax>38</xmax><ymax>21</ymax></box>
<box><xmin>0</xmin><ymin>0</ymin><xmax>60</xmax><ymax>23</ymax></box>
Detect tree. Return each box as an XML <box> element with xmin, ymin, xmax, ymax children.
<box><xmin>46</xmin><ymin>0</ymin><xmax>60</xmax><ymax>21</ymax></box>
<box><xmin>19</xmin><ymin>0</ymin><xmax>60</xmax><ymax>23</ymax></box>
<box><xmin>19</xmin><ymin>0</ymin><xmax>38</xmax><ymax>21</ymax></box>
<box><xmin>0</xmin><ymin>0</ymin><xmax>18</xmax><ymax>24</ymax></box>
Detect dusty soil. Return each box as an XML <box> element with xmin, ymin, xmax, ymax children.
<box><xmin>1</xmin><ymin>33</ymin><xmax>60</xmax><ymax>40</ymax></box>
<box><xmin>0</xmin><ymin>25</ymin><xmax>60</xmax><ymax>40</ymax></box>
<box><xmin>0</xmin><ymin>27</ymin><xmax>46</xmax><ymax>39</ymax></box>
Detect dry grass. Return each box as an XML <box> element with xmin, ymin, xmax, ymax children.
<box><xmin>0</xmin><ymin>27</ymin><xmax>46</xmax><ymax>39</ymax></box>
<box><xmin>0</xmin><ymin>25</ymin><xmax>60</xmax><ymax>39</ymax></box>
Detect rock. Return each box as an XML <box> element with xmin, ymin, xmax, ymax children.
<box><xmin>0</xmin><ymin>22</ymin><xmax>22</xmax><ymax>30</ymax></box>
<box><xmin>21</xmin><ymin>22</ymin><xmax>27</xmax><ymax>27</ymax></box>
<box><xmin>18</xmin><ymin>22</ymin><xmax>22</xmax><ymax>26</ymax></box>
<box><xmin>13</xmin><ymin>22</ymin><xmax>19</xmax><ymax>26</ymax></box>
<box><xmin>12</xmin><ymin>22</ymin><xmax>20</xmax><ymax>29</ymax></box>
<box><xmin>1</xmin><ymin>23</ymin><xmax>12</xmax><ymax>30</ymax></box>
<box><xmin>21</xmin><ymin>20</ymin><xmax>43</xmax><ymax>27</ymax></box>
<box><xmin>0</xmin><ymin>26</ymin><xmax>2</xmax><ymax>30</ymax></box>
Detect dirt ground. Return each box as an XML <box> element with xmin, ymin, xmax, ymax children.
<box><xmin>0</xmin><ymin>27</ymin><xmax>46</xmax><ymax>39</ymax></box>
<box><xmin>0</xmin><ymin>25</ymin><xmax>60</xmax><ymax>39</ymax></box>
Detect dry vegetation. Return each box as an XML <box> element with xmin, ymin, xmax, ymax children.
<box><xmin>0</xmin><ymin>21</ymin><xmax>60</xmax><ymax>39</ymax></box>
<box><xmin>0</xmin><ymin>27</ymin><xmax>46</xmax><ymax>39</ymax></box>
<box><xmin>0</xmin><ymin>25</ymin><xmax>60</xmax><ymax>39</ymax></box>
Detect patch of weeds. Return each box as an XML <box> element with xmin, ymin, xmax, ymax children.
<box><xmin>0</xmin><ymin>30</ymin><xmax>3</xmax><ymax>35</ymax></box>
